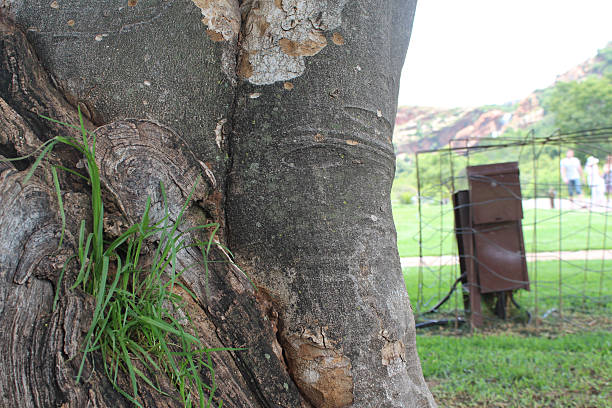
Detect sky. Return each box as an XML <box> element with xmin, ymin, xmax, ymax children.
<box><xmin>398</xmin><ymin>0</ymin><xmax>612</xmax><ymax>108</ymax></box>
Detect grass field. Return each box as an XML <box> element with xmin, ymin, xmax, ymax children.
<box><xmin>403</xmin><ymin>260</ymin><xmax>612</xmax><ymax>316</ymax></box>
<box><xmin>394</xmin><ymin>202</ymin><xmax>612</xmax><ymax>406</ymax></box>
<box><xmin>404</xmin><ymin>256</ymin><xmax>612</xmax><ymax>406</ymax></box>
<box><xmin>418</xmin><ymin>329</ymin><xmax>612</xmax><ymax>407</ymax></box>
<box><xmin>393</xmin><ymin>203</ymin><xmax>612</xmax><ymax>257</ymax></box>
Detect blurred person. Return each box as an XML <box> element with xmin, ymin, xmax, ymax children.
<box><xmin>603</xmin><ymin>155</ymin><xmax>612</xmax><ymax>202</ymax></box>
<box><xmin>585</xmin><ymin>156</ymin><xmax>605</xmax><ymax>208</ymax></box>
<box><xmin>560</xmin><ymin>149</ymin><xmax>584</xmax><ymax>203</ymax></box>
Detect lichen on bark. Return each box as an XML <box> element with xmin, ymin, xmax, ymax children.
<box><xmin>191</xmin><ymin>0</ymin><xmax>241</xmax><ymax>41</ymax></box>
<box><xmin>238</xmin><ymin>0</ymin><xmax>348</xmax><ymax>84</ymax></box>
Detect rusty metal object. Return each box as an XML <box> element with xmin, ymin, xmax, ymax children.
<box><xmin>452</xmin><ymin>190</ymin><xmax>482</xmax><ymax>326</ymax></box>
<box><xmin>453</xmin><ymin>162</ymin><xmax>530</xmax><ymax>327</ymax></box>
<box><xmin>468</xmin><ymin>161</ymin><xmax>523</xmax><ymax>224</ymax></box>
<box><xmin>473</xmin><ymin>222</ymin><xmax>529</xmax><ymax>294</ymax></box>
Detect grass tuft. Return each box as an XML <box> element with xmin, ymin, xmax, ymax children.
<box><xmin>22</xmin><ymin>108</ymin><xmax>242</xmax><ymax>407</ymax></box>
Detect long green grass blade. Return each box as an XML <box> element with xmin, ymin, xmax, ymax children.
<box><xmin>91</xmin><ymin>256</ymin><xmax>110</xmax><ymax>331</ymax></box>
<box><xmin>53</xmin><ymin>164</ymin><xmax>89</xmax><ymax>181</ymax></box>
<box><xmin>119</xmin><ymin>340</ymin><xmax>140</xmax><ymax>405</ymax></box>
<box><xmin>22</xmin><ymin>140</ymin><xmax>57</xmax><ymax>185</ymax></box>
<box><xmin>135</xmin><ymin>316</ymin><xmax>200</xmax><ymax>344</ymax></box>
<box><xmin>0</xmin><ymin>137</ymin><xmax>56</xmax><ymax>162</ymax></box>
<box><xmin>51</xmin><ymin>167</ymin><xmax>65</xmax><ymax>249</ymax></box>
<box><xmin>38</xmin><ymin>113</ymin><xmax>84</xmax><ymax>130</ymax></box>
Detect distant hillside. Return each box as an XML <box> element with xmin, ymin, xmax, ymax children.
<box><xmin>393</xmin><ymin>42</ymin><xmax>612</xmax><ymax>156</ymax></box>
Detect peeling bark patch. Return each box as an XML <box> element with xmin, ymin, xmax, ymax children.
<box><xmin>238</xmin><ymin>52</ymin><xmax>254</xmax><ymax>78</ymax></box>
<box><xmin>381</xmin><ymin>339</ymin><xmax>408</xmax><ymax>377</ymax></box>
<box><xmin>192</xmin><ymin>0</ymin><xmax>240</xmax><ymax>42</ymax></box>
<box><xmin>331</xmin><ymin>32</ymin><xmax>344</xmax><ymax>45</ymax></box>
<box><xmin>283</xmin><ymin>331</ymin><xmax>353</xmax><ymax>408</ymax></box>
<box><xmin>214</xmin><ymin>118</ymin><xmax>227</xmax><ymax>148</ymax></box>
<box><xmin>206</xmin><ymin>29</ymin><xmax>225</xmax><ymax>42</ymax></box>
<box><xmin>381</xmin><ymin>340</ymin><xmax>406</xmax><ymax>366</ymax></box>
<box><xmin>239</xmin><ymin>0</ymin><xmax>347</xmax><ymax>85</ymax></box>
<box><xmin>278</xmin><ymin>32</ymin><xmax>327</xmax><ymax>57</ymax></box>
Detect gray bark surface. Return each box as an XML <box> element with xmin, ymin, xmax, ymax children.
<box><xmin>0</xmin><ymin>16</ymin><xmax>304</xmax><ymax>407</ymax></box>
<box><xmin>1</xmin><ymin>1</ymin><xmax>435</xmax><ymax>406</ymax></box>
<box><xmin>227</xmin><ymin>1</ymin><xmax>433</xmax><ymax>406</ymax></box>
<box><xmin>5</xmin><ymin>0</ymin><xmax>235</xmax><ymax>174</ymax></box>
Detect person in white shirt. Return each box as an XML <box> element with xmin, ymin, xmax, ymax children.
<box><xmin>560</xmin><ymin>149</ymin><xmax>583</xmax><ymax>203</ymax></box>
<box><xmin>603</xmin><ymin>155</ymin><xmax>612</xmax><ymax>202</ymax></box>
<box><xmin>585</xmin><ymin>156</ymin><xmax>605</xmax><ymax>208</ymax></box>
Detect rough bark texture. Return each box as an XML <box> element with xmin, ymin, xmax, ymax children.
<box><xmin>1</xmin><ymin>1</ymin><xmax>435</xmax><ymax>406</ymax></box>
<box><xmin>0</xmin><ymin>15</ymin><xmax>304</xmax><ymax>407</ymax></box>
<box><xmin>227</xmin><ymin>1</ymin><xmax>433</xmax><ymax>407</ymax></box>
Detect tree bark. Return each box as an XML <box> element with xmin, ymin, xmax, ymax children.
<box><xmin>0</xmin><ymin>1</ymin><xmax>435</xmax><ymax>407</ymax></box>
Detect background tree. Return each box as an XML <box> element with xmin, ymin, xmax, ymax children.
<box><xmin>542</xmin><ymin>73</ymin><xmax>612</xmax><ymax>160</ymax></box>
<box><xmin>543</xmin><ymin>74</ymin><xmax>612</xmax><ymax>133</ymax></box>
<box><xmin>0</xmin><ymin>1</ymin><xmax>434</xmax><ymax>407</ymax></box>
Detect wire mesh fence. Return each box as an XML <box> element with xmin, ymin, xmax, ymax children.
<box><xmin>408</xmin><ymin>128</ymin><xmax>612</xmax><ymax>328</ymax></box>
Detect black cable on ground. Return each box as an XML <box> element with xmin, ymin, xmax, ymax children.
<box><xmin>422</xmin><ymin>272</ymin><xmax>466</xmax><ymax>315</ymax></box>
<box><xmin>415</xmin><ymin>273</ymin><xmax>467</xmax><ymax>329</ymax></box>
<box><xmin>509</xmin><ymin>291</ymin><xmax>532</xmax><ymax>324</ymax></box>
<box><xmin>415</xmin><ymin>317</ymin><xmax>466</xmax><ymax>329</ymax></box>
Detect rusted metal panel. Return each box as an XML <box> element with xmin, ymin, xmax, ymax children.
<box><xmin>453</xmin><ymin>162</ymin><xmax>530</xmax><ymax>327</ymax></box>
<box><xmin>473</xmin><ymin>221</ymin><xmax>529</xmax><ymax>293</ymax></box>
<box><xmin>468</xmin><ymin>162</ymin><xmax>523</xmax><ymax>225</ymax></box>
<box><xmin>452</xmin><ymin>190</ymin><xmax>471</xmax><ymax>281</ymax></box>
<box><xmin>453</xmin><ymin>190</ymin><xmax>483</xmax><ymax>326</ymax></box>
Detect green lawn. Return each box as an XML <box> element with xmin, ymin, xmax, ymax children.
<box><xmin>404</xmin><ymin>260</ymin><xmax>612</xmax><ymax>316</ymax></box>
<box><xmin>393</xmin><ymin>203</ymin><xmax>612</xmax><ymax>257</ymax></box>
<box><xmin>418</xmin><ymin>330</ymin><xmax>612</xmax><ymax>407</ymax></box>
<box><xmin>396</xmin><ymin>202</ymin><xmax>612</xmax><ymax>407</ymax></box>
<box><xmin>407</xmin><ymin>259</ymin><xmax>612</xmax><ymax>406</ymax></box>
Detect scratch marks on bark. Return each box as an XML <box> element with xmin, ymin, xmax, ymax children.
<box><xmin>238</xmin><ymin>0</ymin><xmax>348</xmax><ymax>84</ymax></box>
<box><xmin>342</xmin><ymin>105</ymin><xmax>393</xmax><ymax>140</ymax></box>
<box><xmin>274</xmin><ymin>127</ymin><xmax>394</xmax><ymax>171</ymax></box>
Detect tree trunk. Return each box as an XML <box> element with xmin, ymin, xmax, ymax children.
<box><xmin>0</xmin><ymin>1</ymin><xmax>435</xmax><ymax>407</ymax></box>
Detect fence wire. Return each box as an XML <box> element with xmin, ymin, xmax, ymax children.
<box><xmin>409</xmin><ymin>128</ymin><xmax>612</xmax><ymax>328</ymax></box>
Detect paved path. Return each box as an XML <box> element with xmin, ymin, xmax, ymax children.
<box><xmin>400</xmin><ymin>249</ymin><xmax>612</xmax><ymax>268</ymax></box>
<box><xmin>522</xmin><ymin>197</ymin><xmax>611</xmax><ymax>212</ymax></box>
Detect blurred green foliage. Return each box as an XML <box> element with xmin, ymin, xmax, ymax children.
<box><xmin>393</xmin><ymin>43</ymin><xmax>612</xmax><ymax>201</ymax></box>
